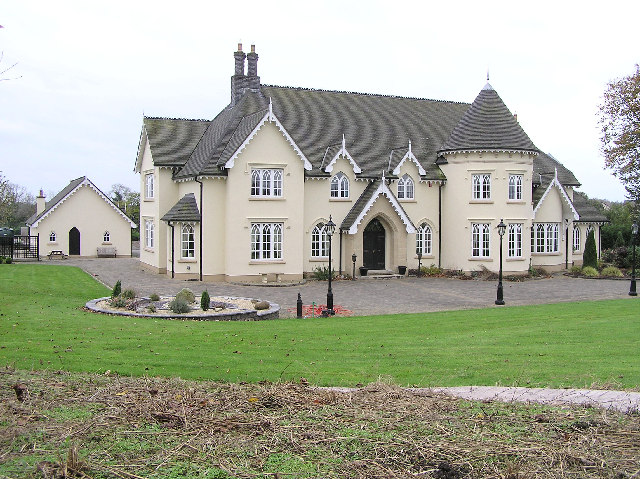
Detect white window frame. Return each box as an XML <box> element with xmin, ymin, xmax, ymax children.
<box><xmin>181</xmin><ymin>223</ymin><xmax>195</xmax><ymax>258</ymax></box>
<box><xmin>144</xmin><ymin>219</ymin><xmax>154</xmax><ymax>249</ymax></box>
<box><xmin>471</xmin><ymin>223</ymin><xmax>490</xmax><ymax>257</ymax></box>
<box><xmin>398</xmin><ymin>174</ymin><xmax>415</xmax><ymax>200</ymax></box>
<box><xmin>573</xmin><ymin>226</ymin><xmax>581</xmax><ymax>251</ymax></box>
<box><xmin>472</xmin><ymin>174</ymin><xmax>491</xmax><ymax>200</ymax></box>
<box><xmin>103</xmin><ymin>231</ymin><xmax>110</xmax><ymax>243</ymax></box>
<box><xmin>508</xmin><ymin>174</ymin><xmax>523</xmax><ymax>200</ymax></box>
<box><xmin>330</xmin><ymin>172</ymin><xmax>349</xmax><ymax>198</ymax></box>
<box><xmin>251</xmin><ymin>223</ymin><xmax>283</xmax><ymax>260</ymax></box>
<box><xmin>145</xmin><ymin>173</ymin><xmax>154</xmax><ymax>199</ymax></box>
<box><xmin>531</xmin><ymin>223</ymin><xmax>559</xmax><ymax>253</ymax></box>
<box><xmin>311</xmin><ymin>223</ymin><xmax>329</xmax><ymax>257</ymax></box>
<box><xmin>416</xmin><ymin>222</ymin><xmax>432</xmax><ymax>255</ymax></box>
<box><xmin>508</xmin><ymin>223</ymin><xmax>522</xmax><ymax>258</ymax></box>
<box><xmin>49</xmin><ymin>231</ymin><xmax>56</xmax><ymax>242</ymax></box>
<box><xmin>251</xmin><ymin>169</ymin><xmax>283</xmax><ymax>197</ymax></box>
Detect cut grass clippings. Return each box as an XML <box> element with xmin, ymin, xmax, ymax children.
<box><xmin>0</xmin><ymin>264</ymin><xmax>639</xmax><ymax>389</ymax></box>
<box><xmin>1</xmin><ymin>368</ymin><xmax>639</xmax><ymax>479</ymax></box>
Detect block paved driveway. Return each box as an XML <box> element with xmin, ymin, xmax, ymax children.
<box><xmin>48</xmin><ymin>257</ymin><xmax>635</xmax><ymax>317</ymax></box>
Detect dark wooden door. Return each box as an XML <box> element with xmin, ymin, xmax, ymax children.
<box><xmin>69</xmin><ymin>227</ymin><xmax>80</xmax><ymax>255</ymax></box>
<box><xmin>363</xmin><ymin>218</ymin><xmax>385</xmax><ymax>269</ymax></box>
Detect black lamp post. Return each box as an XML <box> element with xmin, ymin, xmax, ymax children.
<box><xmin>325</xmin><ymin>216</ymin><xmax>336</xmax><ymax>315</ymax></box>
<box><xmin>352</xmin><ymin>253</ymin><xmax>357</xmax><ymax>280</ymax></box>
<box><xmin>417</xmin><ymin>251</ymin><xmax>422</xmax><ymax>276</ymax></box>
<box><xmin>630</xmin><ymin>222</ymin><xmax>638</xmax><ymax>296</ymax></box>
<box><xmin>495</xmin><ymin>219</ymin><xmax>506</xmax><ymax>305</ymax></box>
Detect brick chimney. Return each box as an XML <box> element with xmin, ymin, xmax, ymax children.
<box><xmin>36</xmin><ymin>189</ymin><xmax>46</xmax><ymax>215</ymax></box>
<box><xmin>231</xmin><ymin>44</ymin><xmax>260</xmax><ymax>106</ymax></box>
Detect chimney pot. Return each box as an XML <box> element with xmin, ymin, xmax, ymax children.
<box><xmin>251</xmin><ymin>44</ymin><xmax>255</xmax><ymax>53</ymax></box>
<box><xmin>237</xmin><ymin>43</ymin><xmax>243</xmax><ymax>52</ymax></box>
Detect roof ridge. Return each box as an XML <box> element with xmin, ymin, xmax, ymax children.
<box><xmin>144</xmin><ymin>116</ymin><xmax>210</xmax><ymax>122</ymax></box>
<box><xmin>262</xmin><ymin>84</ymin><xmax>470</xmax><ymax>105</ymax></box>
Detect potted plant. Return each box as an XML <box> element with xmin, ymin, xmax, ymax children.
<box><xmin>398</xmin><ymin>265</ymin><xmax>407</xmax><ymax>275</ymax></box>
<box><xmin>359</xmin><ymin>266</ymin><xmax>368</xmax><ymax>276</ymax></box>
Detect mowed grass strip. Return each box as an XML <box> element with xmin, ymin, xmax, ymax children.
<box><xmin>1</xmin><ymin>264</ymin><xmax>638</xmax><ymax>389</ymax></box>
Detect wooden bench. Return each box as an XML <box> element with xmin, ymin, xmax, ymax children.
<box><xmin>97</xmin><ymin>246</ymin><xmax>117</xmax><ymax>258</ymax></box>
<box><xmin>47</xmin><ymin>250</ymin><xmax>68</xmax><ymax>259</ymax></box>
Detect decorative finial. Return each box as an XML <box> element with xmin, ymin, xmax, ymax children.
<box><xmin>342</xmin><ymin>134</ymin><xmax>346</xmax><ymax>150</ymax></box>
<box><xmin>268</xmin><ymin>97</ymin><xmax>273</xmax><ymax>118</ymax></box>
<box><xmin>487</xmin><ymin>69</ymin><xmax>490</xmax><ymax>82</ymax></box>
<box><xmin>408</xmin><ymin>139</ymin><xmax>412</xmax><ymax>154</ymax></box>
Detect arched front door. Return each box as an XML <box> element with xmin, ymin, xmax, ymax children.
<box><xmin>69</xmin><ymin>227</ymin><xmax>80</xmax><ymax>255</ymax></box>
<box><xmin>363</xmin><ymin>218</ymin><xmax>385</xmax><ymax>270</ymax></box>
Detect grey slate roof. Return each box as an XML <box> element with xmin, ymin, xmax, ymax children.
<box><xmin>26</xmin><ymin>176</ymin><xmax>87</xmax><ymax>225</ymax></box>
<box><xmin>144</xmin><ymin>118</ymin><xmax>210</xmax><ymax>167</ymax></box>
<box><xmin>439</xmin><ymin>83</ymin><xmax>537</xmax><ymax>154</ymax></box>
<box><xmin>341</xmin><ymin>181</ymin><xmax>380</xmax><ymax>230</ymax></box>
<box><xmin>572</xmin><ymin>192</ymin><xmax>609</xmax><ymax>223</ymax></box>
<box><xmin>143</xmin><ymin>80</ymin><xmax>579</xmax><ymax>189</ymax></box>
<box><xmin>160</xmin><ymin>193</ymin><xmax>201</xmax><ymax>222</ymax></box>
<box><xmin>533</xmin><ymin>152</ymin><xmax>580</xmax><ymax>187</ymax></box>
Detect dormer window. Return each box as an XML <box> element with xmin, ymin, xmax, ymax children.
<box><xmin>251</xmin><ymin>169</ymin><xmax>283</xmax><ymax>197</ymax></box>
<box><xmin>330</xmin><ymin>172</ymin><xmax>349</xmax><ymax>198</ymax></box>
<box><xmin>398</xmin><ymin>174</ymin><xmax>414</xmax><ymax>199</ymax></box>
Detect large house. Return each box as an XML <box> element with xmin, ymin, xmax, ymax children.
<box><xmin>135</xmin><ymin>45</ymin><xmax>606</xmax><ymax>282</ymax></box>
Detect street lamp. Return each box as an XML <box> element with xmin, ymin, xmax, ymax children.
<box><xmin>495</xmin><ymin>219</ymin><xmax>506</xmax><ymax>305</ymax></box>
<box><xmin>630</xmin><ymin>222</ymin><xmax>638</xmax><ymax>297</ymax></box>
<box><xmin>352</xmin><ymin>253</ymin><xmax>357</xmax><ymax>280</ymax></box>
<box><xmin>324</xmin><ymin>216</ymin><xmax>336</xmax><ymax>315</ymax></box>
<box><xmin>417</xmin><ymin>251</ymin><xmax>422</xmax><ymax>276</ymax></box>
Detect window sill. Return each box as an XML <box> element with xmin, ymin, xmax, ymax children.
<box><xmin>399</xmin><ymin>199</ymin><xmax>417</xmax><ymax>203</ymax></box>
<box><xmin>249</xmin><ymin>260</ymin><xmax>286</xmax><ymax>264</ymax></box>
<box><xmin>143</xmin><ymin>198</ymin><xmax>155</xmax><ymax>202</ymax></box>
<box><xmin>102</xmin><ymin>242</ymin><xmax>112</xmax><ymax>245</ymax></box>
<box><xmin>47</xmin><ymin>242</ymin><xmax>58</xmax><ymax>245</ymax></box>
<box><xmin>249</xmin><ymin>196</ymin><xmax>285</xmax><ymax>201</ymax></box>
<box><xmin>468</xmin><ymin>257</ymin><xmax>493</xmax><ymax>261</ymax></box>
<box><xmin>414</xmin><ymin>254</ymin><xmax>434</xmax><ymax>259</ymax></box>
<box><xmin>309</xmin><ymin>257</ymin><xmax>329</xmax><ymax>262</ymax></box>
<box><xmin>506</xmin><ymin>257</ymin><xmax>525</xmax><ymax>261</ymax></box>
<box><xmin>507</xmin><ymin>200</ymin><xmax>526</xmax><ymax>204</ymax></box>
<box><xmin>531</xmin><ymin>252</ymin><xmax>561</xmax><ymax>256</ymax></box>
<box><xmin>143</xmin><ymin>247</ymin><xmax>155</xmax><ymax>252</ymax></box>
<box><xmin>469</xmin><ymin>199</ymin><xmax>493</xmax><ymax>204</ymax></box>
<box><xmin>329</xmin><ymin>198</ymin><xmax>352</xmax><ymax>202</ymax></box>
<box><xmin>178</xmin><ymin>258</ymin><xmax>197</xmax><ymax>263</ymax></box>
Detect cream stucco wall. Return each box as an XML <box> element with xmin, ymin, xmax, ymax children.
<box><xmin>32</xmin><ymin>184</ymin><xmax>133</xmax><ymax>257</ymax></box>
<box><xmin>439</xmin><ymin>151</ymin><xmax>534</xmax><ymax>273</ymax></box>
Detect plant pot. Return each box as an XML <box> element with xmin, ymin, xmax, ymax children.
<box><xmin>398</xmin><ymin>265</ymin><xmax>407</xmax><ymax>275</ymax></box>
<box><xmin>359</xmin><ymin>267</ymin><xmax>368</xmax><ymax>276</ymax></box>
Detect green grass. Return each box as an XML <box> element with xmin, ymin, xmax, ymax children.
<box><xmin>1</xmin><ymin>264</ymin><xmax>639</xmax><ymax>388</ymax></box>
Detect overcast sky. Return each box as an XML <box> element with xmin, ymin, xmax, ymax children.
<box><xmin>1</xmin><ymin>1</ymin><xmax>637</xmax><ymax>202</ymax></box>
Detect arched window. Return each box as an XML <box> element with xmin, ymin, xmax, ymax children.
<box><xmin>103</xmin><ymin>231</ymin><xmax>110</xmax><ymax>243</ymax></box>
<box><xmin>181</xmin><ymin>224</ymin><xmax>195</xmax><ymax>258</ymax></box>
<box><xmin>251</xmin><ymin>223</ymin><xmax>283</xmax><ymax>260</ymax></box>
<box><xmin>472</xmin><ymin>174</ymin><xmax>491</xmax><ymax>199</ymax></box>
<box><xmin>508</xmin><ymin>174</ymin><xmax>523</xmax><ymax>200</ymax></box>
<box><xmin>251</xmin><ymin>169</ymin><xmax>283</xmax><ymax>197</ymax></box>
<box><xmin>311</xmin><ymin>223</ymin><xmax>329</xmax><ymax>257</ymax></box>
<box><xmin>49</xmin><ymin>231</ymin><xmax>56</xmax><ymax>242</ymax></box>
<box><xmin>416</xmin><ymin>222</ymin><xmax>432</xmax><ymax>255</ymax></box>
<box><xmin>145</xmin><ymin>220</ymin><xmax>154</xmax><ymax>248</ymax></box>
<box><xmin>398</xmin><ymin>174</ymin><xmax>414</xmax><ymax>199</ymax></box>
<box><xmin>573</xmin><ymin>227</ymin><xmax>581</xmax><ymax>251</ymax></box>
<box><xmin>330</xmin><ymin>172</ymin><xmax>349</xmax><ymax>198</ymax></box>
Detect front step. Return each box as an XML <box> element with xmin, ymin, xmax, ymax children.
<box><xmin>361</xmin><ymin>269</ymin><xmax>405</xmax><ymax>279</ymax></box>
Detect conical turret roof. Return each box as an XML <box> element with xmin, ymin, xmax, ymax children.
<box><xmin>439</xmin><ymin>83</ymin><xmax>538</xmax><ymax>154</ymax></box>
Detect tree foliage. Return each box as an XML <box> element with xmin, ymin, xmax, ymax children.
<box><xmin>109</xmin><ymin>184</ymin><xmax>140</xmax><ymax>240</ymax></box>
<box><xmin>0</xmin><ymin>172</ymin><xmax>35</xmax><ymax>230</ymax></box>
<box><xmin>598</xmin><ymin>65</ymin><xmax>640</xmax><ymax>201</ymax></box>
<box><xmin>583</xmin><ymin>229</ymin><xmax>598</xmax><ymax>269</ymax></box>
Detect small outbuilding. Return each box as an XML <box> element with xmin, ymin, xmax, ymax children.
<box><xmin>26</xmin><ymin>176</ymin><xmax>137</xmax><ymax>258</ymax></box>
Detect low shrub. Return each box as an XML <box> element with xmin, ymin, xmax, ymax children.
<box><xmin>146</xmin><ymin>304</ymin><xmax>157</xmax><ymax>313</ymax></box>
<box><xmin>149</xmin><ymin>293</ymin><xmax>160</xmax><ymax>302</ymax></box>
<box><xmin>601</xmin><ymin>266</ymin><xmax>623</xmax><ymax>277</ymax></box>
<box><xmin>582</xmin><ymin>266</ymin><xmax>599</xmax><ymax>277</ymax></box>
<box><xmin>110</xmin><ymin>296</ymin><xmax>128</xmax><ymax>308</ymax></box>
<box><xmin>420</xmin><ymin>264</ymin><xmax>442</xmax><ymax>276</ymax></box>
<box><xmin>4</xmin><ymin>257</ymin><xmax>11</xmax><ymax>264</ymax></box>
<box><xmin>121</xmin><ymin>289</ymin><xmax>136</xmax><ymax>300</ymax></box>
<box><xmin>169</xmin><ymin>297</ymin><xmax>190</xmax><ymax>314</ymax></box>
<box><xmin>201</xmin><ymin>290</ymin><xmax>210</xmax><ymax>311</ymax></box>
<box><xmin>112</xmin><ymin>280</ymin><xmax>121</xmax><ymax>298</ymax></box>
<box><xmin>569</xmin><ymin>265</ymin><xmax>582</xmax><ymax>275</ymax></box>
<box><xmin>175</xmin><ymin>288</ymin><xmax>195</xmax><ymax>304</ymax></box>
<box><xmin>313</xmin><ymin>266</ymin><xmax>336</xmax><ymax>281</ymax></box>
<box><xmin>602</xmin><ymin>246</ymin><xmax>640</xmax><ymax>269</ymax></box>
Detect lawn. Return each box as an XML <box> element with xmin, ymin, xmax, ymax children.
<box><xmin>1</xmin><ymin>264</ymin><xmax>639</xmax><ymax>389</ymax></box>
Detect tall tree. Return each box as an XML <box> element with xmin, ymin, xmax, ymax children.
<box><xmin>598</xmin><ymin>65</ymin><xmax>640</xmax><ymax>201</ymax></box>
<box><xmin>0</xmin><ymin>172</ymin><xmax>35</xmax><ymax>229</ymax></box>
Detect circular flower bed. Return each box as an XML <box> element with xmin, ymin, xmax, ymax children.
<box><xmin>86</xmin><ymin>294</ymin><xmax>279</xmax><ymax>321</ymax></box>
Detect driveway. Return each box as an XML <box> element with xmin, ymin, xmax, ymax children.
<box><xmin>42</xmin><ymin>257</ymin><xmax>634</xmax><ymax>317</ymax></box>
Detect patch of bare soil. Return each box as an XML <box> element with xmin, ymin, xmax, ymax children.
<box><xmin>1</xmin><ymin>368</ymin><xmax>639</xmax><ymax>478</ymax></box>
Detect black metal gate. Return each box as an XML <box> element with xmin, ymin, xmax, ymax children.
<box><xmin>0</xmin><ymin>235</ymin><xmax>40</xmax><ymax>260</ymax></box>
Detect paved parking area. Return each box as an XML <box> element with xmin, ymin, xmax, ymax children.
<box><xmin>42</xmin><ymin>257</ymin><xmax>635</xmax><ymax>317</ymax></box>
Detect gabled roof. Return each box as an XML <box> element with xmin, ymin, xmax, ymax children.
<box><xmin>341</xmin><ymin>177</ymin><xmax>416</xmax><ymax>234</ymax></box>
<box><xmin>533</xmin><ymin>152</ymin><xmax>580</xmax><ymax>187</ymax></box>
<box><xmin>26</xmin><ymin>177</ymin><xmax>137</xmax><ymax>228</ymax></box>
<box><xmin>439</xmin><ymin>83</ymin><xmax>538</xmax><ymax>155</ymax></box>
<box><xmin>532</xmin><ymin>170</ymin><xmax>579</xmax><ymax>220</ymax></box>
<box><xmin>571</xmin><ymin>192</ymin><xmax>609</xmax><ymax>223</ymax></box>
<box><xmin>161</xmin><ymin>193</ymin><xmax>201</xmax><ymax>222</ymax></box>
